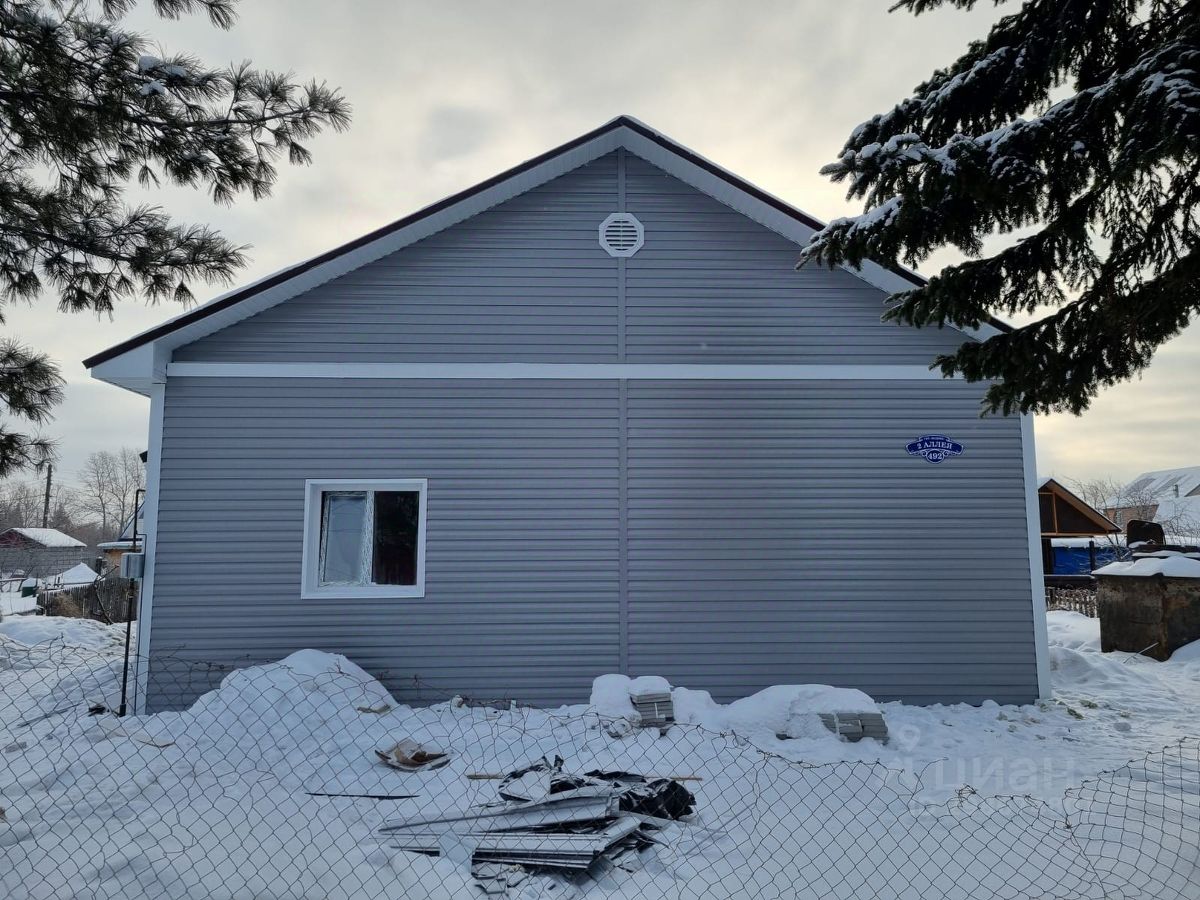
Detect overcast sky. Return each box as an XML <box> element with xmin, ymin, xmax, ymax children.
<box><xmin>7</xmin><ymin>0</ymin><xmax>1198</xmax><ymax>489</ymax></box>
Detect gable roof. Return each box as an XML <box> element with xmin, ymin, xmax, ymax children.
<box><xmin>84</xmin><ymin>115</ymin><xmax>1009</xmax><ymax>393</ymax></box>
<box><xmin>1111</xmin><ymin>466</ymin><xmax>1200</xmax><ymax>533</ymax></box>
<box><xmin>1</xmin><ymin>527</ymin><xmax>86</xmax><ymax>548</ymax></box>
<box><xmin>1036</xmin><ymin>478</ymin><xmax>1119</xmax><ymax>537</ymax></box>
<box><xmin>1120</xmin><ymin>466</ymin><xmax>1200</xmax><ymax>502</ymax></box>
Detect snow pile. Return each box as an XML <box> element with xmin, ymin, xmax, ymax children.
<box><xmin>1093</xmin><ymin>555</ymin><xmax>1200</xmax><ymax>578</ymax></box>
<box><xmin>586</xmin><ymin>614</ymin><xmax>1200</xmax><ymax>798</ymax></box>
<box><xmin>589</xmin><ymin>673</ymin><xmax>672</xmax><ymax>719</ymax></box>
<box><xmin>1045</xmin><ymin>610</ymin><xmax>1102</xmax><ymax>652</ymax></box>
<box><xmin>0</xmin><ymin>615</ymin><xmax>127</xmax><ymax>651</ymax></box>
<box><xmin>672</xmin><ymin>683</ymin><xmax>877</xmax><ymax>740</ymax></box>
<box><xmin>0</xmin><ymin>612</ymin><xmax>1198</xmax><ymax>898</ymax></box>
<box><xmin>2</xmin><ymin>650</ymin><xmax>476</xmax><ymax>900</ymax></box>
<box><xmin>43</xmin><ymin>562</ymin><xmax>98</xmax><ymax>591</ymax></box>
<box><xmin>0</xmin><ymin>587</ymin><xmax>38</xmax><ymax>618</ymax></box>
<box><xmin>592</xmin><ymin>674</ymin><xmax>878</xmax><ymax>744</ymax></box>
<box><xmin>589</xmin><ymin>673</ymin><xmax>639</xmax><ymax>718</ymax></box>
<box><xmin>1172</xmin><ymin>640</ymin><xmax>1200</xmax><ymax>663</ymax></box>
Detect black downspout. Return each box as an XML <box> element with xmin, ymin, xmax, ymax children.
<box><xmin>118</xmin><ymin>487</ymin><xmax>146</xmax><ymax>717</ymax></box>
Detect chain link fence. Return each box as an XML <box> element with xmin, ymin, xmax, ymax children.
<box><xmin>1</xmin><ymin>641</ymin><xmax>1197</xmax><ymax>899</ymax></box>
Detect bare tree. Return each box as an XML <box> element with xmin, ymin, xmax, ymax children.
<box><xmin>1072</xmin><ymin>476</ymin><xmax>1200</xmax><ymax>546</ymax></box>
<box><xmin>0</xmin><ymin>479</ymin><xmax>44</xmax><ymax>527</ymax></box>
<box><xmin>111</xmin><ymin>448</ymin><xmax>145</xmax><ymax>535</ymax></box>
<box><xmin>75</xmin><ymin>448</ymin><xmax>145</xmax><ymax>538</ymax></box>
<box><xmin>0</xmin><ymin>477</ymin><xmax>88</xmax><ymax>532</ymax></box>
<box><xmin>76</xmin><ymin>453</ymin><xmax>116</xmax><ymax>535</ymax></box>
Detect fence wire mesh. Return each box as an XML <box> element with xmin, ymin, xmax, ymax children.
<box><xmin>0</xmin><ymin>641</ymin><xmax>1197</xmax><ymax>899</ymax></box>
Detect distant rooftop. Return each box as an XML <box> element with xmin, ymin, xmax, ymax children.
<box><xmin>0</xmin><ymin>527</ymin><xmax>86</xmax><ymax>548</ymax></box>
<box><xmin>1122</xmin><ymin>466</ymin><xmax>1200</xmax><ymax>501</ymax></box>
<box><xmin>1111</xmin><ymin>466</ymin><xmax>1200</xmax><ymax>538</ymax></box>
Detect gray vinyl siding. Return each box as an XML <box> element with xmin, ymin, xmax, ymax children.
<box><xmin>145</xmin><ymin>376</ymin><xmax>1038</xmax><ymax>710</ymax></box>
<box><xmin>149</xmin><ymin>148</ymin><xmax>1038</xmax><ymax>710</ymax></box>
<box><xmin>148</xmin><ymin>378</ymin><xmax>621</xmax><ymax>710</ymax></box>
<box><xmin>621</xmin><ymin>155</ymin><xmax>962</xmax><ymax>364</ymax></box>
<box><xmin>174</xmin><ymin>156</ymin><xmax>621</xmax><ymax>363</ymax></box>
<box><xmin>624</xmin><ymin>380</ymin><xmax>1036</xmax><ymax>705</ymax></box>
<box><xmin>174</xmin><ymin>151</ymin><xmax>968</xmax><ymax>366</ymax></box>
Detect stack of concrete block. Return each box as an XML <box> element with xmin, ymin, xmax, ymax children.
<box><xmin>630</xmin><ymin>690</ymin><xmax>674</xmax><ymax>731</ymax></box>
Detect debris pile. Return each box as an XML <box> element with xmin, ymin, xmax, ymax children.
<box><xmin>380</xmin><ymin>757</ymin><xmax>695</xmax><ymax>895</ymax></box>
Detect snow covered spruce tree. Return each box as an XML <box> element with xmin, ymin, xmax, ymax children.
<box><xmin>0</xmin><ymin>0</ymin><xmax>350</xmax><ymax>475</ymax></box>
<box><xmin>801</xmin><ymin>0</ymin><xmax>1199</xmax><ymax>415</ymax></box>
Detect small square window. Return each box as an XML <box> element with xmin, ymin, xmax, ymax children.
<box><xmin>302</xmin><ymin>479</ymin><xmax>426</xmax><ymax>598</ymax></box>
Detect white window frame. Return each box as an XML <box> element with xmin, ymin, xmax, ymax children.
<box><xmin>301</xmin><ymin>478</ymin><xmax>427</xmax><ymax>599</ymax></box>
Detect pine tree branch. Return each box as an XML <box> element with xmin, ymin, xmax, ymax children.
<box><xmin>940</xmin><ymin>248</ymin><xmax>1200</xmax><ymax>414</ymax></box>
<box><xmin>804</xmin><ymin>0</ymin><xmax>1200</xmax><ymax>414</ymax></box>
<box><xmin>0</xmin><ymin>0</ymin><xmax>348</xmax><ymax>476</ymax></box>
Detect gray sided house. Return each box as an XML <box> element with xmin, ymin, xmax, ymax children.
<box><xmin>85</xmin><ymin>117</ymin><xmax>1049</xmax><ymax>713</ymax></box>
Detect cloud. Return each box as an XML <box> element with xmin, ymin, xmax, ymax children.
<box><xmin>417</xmin><ymin>106</ymin><xmax>496</xmax><ymax>164</ymax></box>
<box><xmin>4</xmin><ymin>0</ymin><xmax>1193</xmax><ymax>489</ymax></box>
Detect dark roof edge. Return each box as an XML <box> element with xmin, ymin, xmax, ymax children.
<box><xmin>84</xmin><ymin>115</ymin><xmax>1007</xmax><ymax>368</ymax></box>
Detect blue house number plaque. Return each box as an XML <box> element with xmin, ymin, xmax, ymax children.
<box><xmin>906</xmin><ymin>434</ymin><xmax>964</xmax><ymax>465</ymax></box>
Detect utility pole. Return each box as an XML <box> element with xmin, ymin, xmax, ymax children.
<box><xmin>41</xmin><ymin>462</ymin><xmax>52</xmax><ymax>528</ymax></box>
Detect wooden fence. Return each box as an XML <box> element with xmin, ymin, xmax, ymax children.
<box><xmin>1046</xmin><ymin>585</ymin><xmax>1099</xmax><ymax>617</ymax></box>
<box><xmin>42</xmin><ymin>574</ymin><xmax>137</xmax><ymax>623</ymax></box>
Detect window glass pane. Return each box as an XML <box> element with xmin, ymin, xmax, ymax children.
<box><xmin>372</xmin><ymin>491</ymin><xmax>420</xmax><ymax>585</ymax></box>
<box><xmin>320</xmin><ymin>492</ymin><xmax>367</xmax><ymax>584</ymax></box>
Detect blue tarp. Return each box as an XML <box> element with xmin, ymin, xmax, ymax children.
<box><xmin>1051</xmin><ymin>543</ymin><xmax>1121</xmax><ymax>575</ymax></box>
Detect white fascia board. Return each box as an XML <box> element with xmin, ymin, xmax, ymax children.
<box><xmin>90</xmin><ymin>343</ymin><xmax>168</xmax><ymax>396</ymax></box>
<box><xmin>167</xmin><ymin>362</ymin><xmax>956</xmax><ymax>380</ymax></box>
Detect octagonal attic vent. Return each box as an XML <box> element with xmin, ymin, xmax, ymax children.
<box><xmin>599</xmin><ymin>213</ymin><xmax>644</xmax><ymax>257</ymax></box>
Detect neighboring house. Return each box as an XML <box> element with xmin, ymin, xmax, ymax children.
<box><xmin>85</xmin><ymin>116</ymin><xmax>1048</xmax><ymax>713</ymax></box>
<box><xmin>1105</xmin><ymin>466</ymin><xmax>1200</xmax><ymax>534</ymax></box>
<box><xmin>97</xmin><ymin>500</ymin><xmax>145</xmax><ymax>572</ymax></box>
<box><xmin>1036</xmin><ymin>478</ymin><xmax>1120</xmax><ymax>575</ymax></box>
<box><xmin>0</xmin><ymin>528</ymin><xmax>88</xmax><ymax>578</ymax></box>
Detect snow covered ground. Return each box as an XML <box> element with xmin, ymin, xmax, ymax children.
<box><xmin>0</xmin><ymin>590</ymin><xmax>38</xmax><ymax>618</ymax></box>
<box><xmin>0</xmin><ymin>613</ymin><xmax>1197</xmax><ymax>899</ymax></box>
<box><xmin>0</xmin><ymin>561</ymin><xmax>98</xmax><ymax>617</ymax></box>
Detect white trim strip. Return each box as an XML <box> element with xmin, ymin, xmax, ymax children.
<box><xmin>132</xmin><ymin>380</ymin><xmax>166</xmax><ymax>714</ymax></box>
<box><xmin>167</xmin><ymin>362</ymin><xmax>954</xmax><ymax>381</ymax></box>
<box><xmin>1021</xmin><ymin>413</ymin><xmax>1052</xmax><ymax>700</ymax></box>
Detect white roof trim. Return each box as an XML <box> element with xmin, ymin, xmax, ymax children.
<box><xmin>167</xmin><ymin>362</ymin><xmax>960</xmax><ymax>380</ymax></box>
<box><xmin>87</xmin><ymin>116</ymin><xmax>994</xmax><ymax>395</ymax></box>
